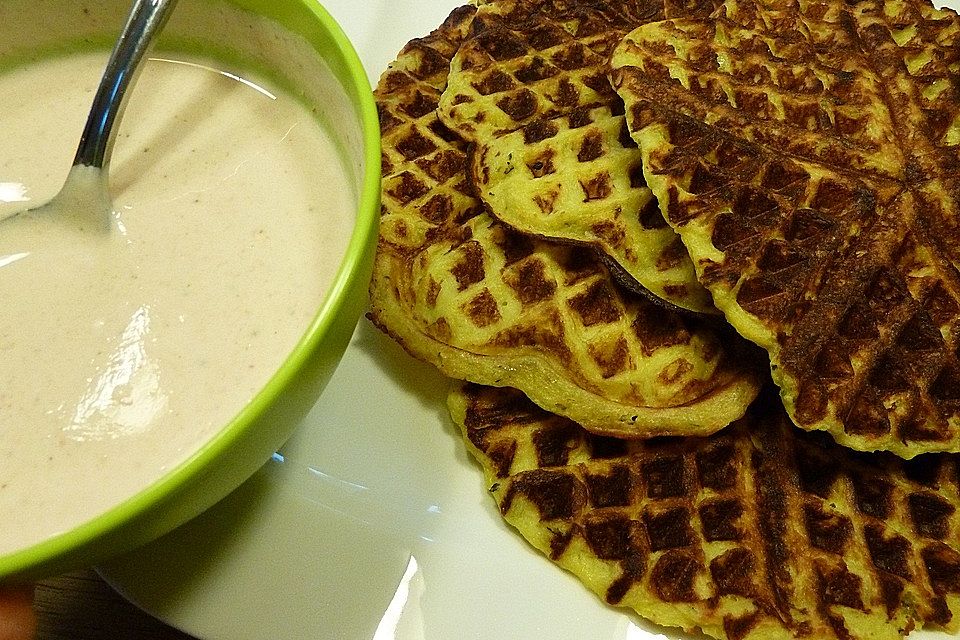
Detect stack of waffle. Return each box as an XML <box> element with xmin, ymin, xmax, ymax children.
<box><xmin>370</xmin><ymin>0</ymin><xmax>760</xmax><ymax>437</ymax></box>
<box><xmin>368</xmin><ymin>0</ymin><xmax>960</xmax><ymax>638</ymax></box>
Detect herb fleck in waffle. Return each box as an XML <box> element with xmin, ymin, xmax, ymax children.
<box><xmin>612</xmin><ymin>0</ymin><xmax>960</xmax><ymax>457</ymax></box>
<box><xmin>452</xmin><ymin>382</ymin><xmax>960</xmax><ymax>640</ymax></box>
<box><xmin>369</xmin><ymin>5</ymin><xmax>761</xmax><ymax>438</ymax></box>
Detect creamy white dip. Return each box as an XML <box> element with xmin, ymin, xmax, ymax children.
<box><xmin>0</xmin><ymin>51</ymin><xmax>353</xmax><ymax>554</ymax></box>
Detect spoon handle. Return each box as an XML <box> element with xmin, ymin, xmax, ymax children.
<box><xmin>73</xmin><ymin>0</ymin><xmax>180</xmax><ymax>170</ymax></box>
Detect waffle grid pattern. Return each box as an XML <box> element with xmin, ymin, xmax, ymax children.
<box><xmin>411</xmin><ymin>215</ymin><xmax>731</xmax><ymax>410</ymax></box>
<box><xmin>438</xmin><ymin>0</ymin><xmax>727</xmax><ymax>312</ymax></box>
<box><xmin>437</xmin><ymin>0</ymin><xmax>649</xmax><ymax>141</ymax></box>
<box><xmin>473</xmin><ymin>104</ymin><xmax>714</xmax><ymax>312</ymax></box>
<box><xmin>377</xmin><ymin>5</ymin><xmax>482</xmax><ymax>254</ymax></box>
<box><xmin>452</xmin><ymin>382</ymin><xmax>960</xmax><ymax>640</ymax></box>
<box><xmin>611</xmin><ymin>0</ymin><xmax>960</xmax><ymax>456</ymax></box>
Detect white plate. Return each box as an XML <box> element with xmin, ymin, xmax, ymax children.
<box><xmin>100</xmin><ymin>1</ymin><xmax>960</xmax><ymax>639</ymax></box>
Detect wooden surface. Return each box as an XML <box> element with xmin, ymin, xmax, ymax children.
<box><xmin>34</xmin><ymin>571</ymin><xmax>195</xmax><ymax>640</ymax></box>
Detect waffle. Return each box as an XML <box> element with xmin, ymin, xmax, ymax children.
<box><xmin>472</xmin><ymin>103</ymin><xmax>714</xmax><ymax>313</ymax></box>
<box><xmin>452</xmin><ymin>381</ymin><xmax>960</xmax><ymax>640</ymax></box>
<box><xmin>611</xmin><ymin>0</ymin><xmax>960</xmax><ymax>457</ymax></box>
<box><xmin>438</xmin><ymin>0</ymin><xmax>718</xmax><ymax>141</ymax></box>
<box><xmin>377</xmin><ymin>5</ymin><xmax>479</xmax><ymax>254</ymax></box>
<box><xmin>440</xmin><ymin>0</ymin><xmax>720</xmax><ymax>313</ymax></box>
<box><xmin>369</xmin><ymin>5</ymin><xmax>762</xmax><ymax>438</ymax></box>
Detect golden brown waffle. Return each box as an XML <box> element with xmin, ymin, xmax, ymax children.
<box><xmin>369</xmin><ymin>5</ymin><xmax>761</xmax><ymax>438</ymax></box>
<box><xmin>439</xmin><ymin>0</ymin><xmax>722</xmax><ymax>313</ymax></box>
<box><xmin>377</xmin><ymin>5</ymin><xmax>480</xmax><ymax>254</ymax></box>
<box><xmin>452</xmin><ymin>381</ymin><xmax>960</xmax><ymax>640</ymax></box>
<box><xmin>438</xmin><ymin>0</ymin><xmax>719</xmax><ymax>141</ymax></box>
<box><xmin>611</xmin><ymin>0</ymin><xmax>960</xmax><ymax>457</ymax></box>
<box><xmin>472</xmin><ymin>103</ymin><xmax>714</xmax><ymax>313</ymax></box>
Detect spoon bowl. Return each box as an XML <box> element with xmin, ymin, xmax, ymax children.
<box><xmin>0</xmin><ymin>0</ymin><xmax>379</xmax><ymax>583</ymax></box>
<box><xmin>0</xmin><ymin>0</ymin><xmax>178</xmax><ymax>229</ymax></box>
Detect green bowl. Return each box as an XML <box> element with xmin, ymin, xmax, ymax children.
<box><xmin>0</xmin><ymin>0</ymin><xmax>379</xmax><ymax>582</ymax></box>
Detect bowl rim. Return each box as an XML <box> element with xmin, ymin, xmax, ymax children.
<box><xmin>0</xmin><ymin>0</ymin><xmax>381</xmax><ymax>582</ymax></box>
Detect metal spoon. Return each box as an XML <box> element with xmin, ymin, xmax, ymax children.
<box><xmin>0</xmin><ymin>0</ymin><xmax>179</xmax><ymax>229</ymax></box>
